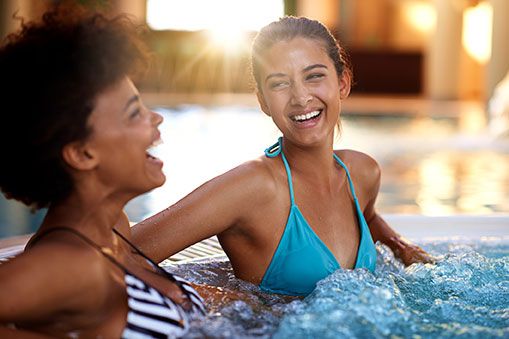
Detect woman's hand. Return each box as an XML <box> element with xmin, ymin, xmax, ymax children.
<box><xmin>388</xmin><ymin>236</ymin><xmax>435</xmax><ymax>266</ymax></box>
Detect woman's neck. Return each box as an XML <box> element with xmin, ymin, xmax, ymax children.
<box><xmin>40</xmin><ymin>190</ymin><xmax>127</xmax><ymax>247</ymax></box>
<box><xmin>281</xmin><ymin>136</ymin><xmax>336</xmax><ymax>179</ymax></box>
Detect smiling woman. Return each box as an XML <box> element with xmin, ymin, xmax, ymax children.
<box><xmin>85</xmin><ymin>78</ymin><xmax>166</xmax><ymax>194</ymax></box>
<box><xmin>132</xmin><ymin>16</ymin><xmax>434</xmax><ymax>298</ymax></box>
<box><xmin>0</xmin><ymin>4</ymin><xmax>205</xmax><ymax>338</ymax></box>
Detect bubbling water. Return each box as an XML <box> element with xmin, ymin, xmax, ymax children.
<box><xmin>165</xmin><ymin>239</ymin><xmax>509</xmax><ymax>338</ymax></box>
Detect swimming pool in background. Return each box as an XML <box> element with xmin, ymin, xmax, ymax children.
<box><xmin>1</xmin><ymin>102</ymin><xmax>508</xmax><ymax>237</ymax></box>
<box><xmin>124</xmin><ymin>104</ymin><xmax>509</xmax><ymax>222</ymax></box>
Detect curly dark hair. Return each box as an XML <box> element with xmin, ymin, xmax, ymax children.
<box><xmin>0</xmin><ymin>5</ymin><xmax>150</xmax><ymax>209</ymax></box>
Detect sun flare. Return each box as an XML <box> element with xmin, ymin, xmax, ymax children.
<box><xmin>146</xmin><ymin>0</ymin><xmax>284</xmax><ymax>32</ymax></box>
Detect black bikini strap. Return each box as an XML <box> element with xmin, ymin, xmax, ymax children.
<box><xmin>27</xmin><ymin>227</ymin><xmax>129</xmax><ymax>272</ymax></box>
<box><xmin>111</xmin><ymin>229</ymin><xmax>201</xmax><ymax>305</ymax></box>
<box><xmin>29</xmin><ymin>227</ymin><xmax>197</xmax><ymax>305</ymax></box>
<box><xmin>112</xmin><ymin>229</ymin><xmax>155</xmax><ymax>265</ymax></box>
<box><xmin>29</xmin><ymin>227</ymin><xmax>103</xmax><ymax>252</ymax></box>
<box><xmin>111</xmin><ymin>229</ymin><xmax>176</xmax><ymax>278</ymax></box>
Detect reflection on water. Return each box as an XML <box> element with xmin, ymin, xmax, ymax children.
<box><xmin>1</xmin><ymin>105</ymin><xmax>508</xmax><ymax>237</ymax></box>
<box><xmin>338</xmin><ymin>113</ymin><xmax>509</xmax><ymax>215</ymax></box>
<box><xmin>379</xmin><ymin>151</ymin><xmax>509</xmax><ymax>215</ymax></box>
<box><xmin>125</xmin><ymin>106</ymin><xmax>509</xmax><ymax>222</ymax></box>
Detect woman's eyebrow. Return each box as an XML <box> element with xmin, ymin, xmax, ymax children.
<box><xmin>303</xmin><ymin>64</ymin><xmax>328</xmax><ymax>72</ymax></box>
<box><xmin>124</xmin><ymin>94</ymin><xmax>140</xmax><ymax>112</ymax></box>
<box><xmin>265</xmin><ymin>72</ymin><xmax>286</xmax><ymax>82</ymax></box>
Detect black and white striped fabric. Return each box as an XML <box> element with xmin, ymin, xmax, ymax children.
<box><xmin>121</xmin><ymin>272</ymin><xmax>205</xmax><ymax>338</ymax></box>
<box><xmin>109</xmin><ymin>229</ymin><xmax>206</xmax><ymax>339</ymax></box>
<box><xmin>27</xmin><ymin>227</ymin><xmax>206</xmax><ymax>339</ymax></box>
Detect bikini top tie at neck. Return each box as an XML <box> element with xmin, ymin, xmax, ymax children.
<box><xmin>264</xmin><ymin>137</ymin><xmax>283</xmax><ymax>158</ymax></box>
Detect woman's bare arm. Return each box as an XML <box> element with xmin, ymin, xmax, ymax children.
<box><xmin>131</xmin><ymin>159</ymin><xmax>272</xmax><ymax>263</ymax></box>
<box><xmin>366</xmin><ymin>213</ymin><xmax>434</xmax><ymax>265</ymax></box>
<box><xmin>354</xmin><ymin>151</ymin><xmax>434</xmax><ymax>265</ymax></box>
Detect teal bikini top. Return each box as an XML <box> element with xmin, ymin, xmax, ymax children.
<box><xmin>259</xmin><ymin>138</ymin><xmax>377</xmax><ymax>296</ymax></box>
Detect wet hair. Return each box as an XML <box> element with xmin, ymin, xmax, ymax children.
<box><xmin>0</xmin><ymin>5</ymin><xmax>149</xmax><ymax>210</ymax></box>
<box><xmin>251</xmin><ymin>16</ymin><xmax>352</xmax><ymax>91</ymax></box>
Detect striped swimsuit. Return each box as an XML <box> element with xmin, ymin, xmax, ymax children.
<box><xmin>30</xmin><ymin>227</ymin><xmax>206</xmax><ymax>338</ymax></box>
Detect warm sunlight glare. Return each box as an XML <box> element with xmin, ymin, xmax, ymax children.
<box><xmin>404</xmin><ymin>1</ymin><xmax>436</xmax><ymax>34</ymax></box>
<box><xmin>146</xmin><ymin>0</ymin><xmax>284</xmax><ymax>31</ymax></box>
<box><xmin>208</xmin><ymin>28</ymin><xmax>245</xmax><ymax>52</ymax></box>
<box><xmin>462</xmin><ymin>1</ymin><xmax>493</xmax><ymax>64</ymax></box>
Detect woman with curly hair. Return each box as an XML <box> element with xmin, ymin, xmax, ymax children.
<box><xmin>0</xmin><ymin>5</ymin><xmax>205</xmax><ymax>338</ymax></box>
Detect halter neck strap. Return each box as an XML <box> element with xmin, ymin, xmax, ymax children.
<box><xmin>333</xmin><ymin>153</ymin><xmax>365</xmax><ymax>218</ymax></box>
<box><xmin>333</xmin><ymin>153</ymin><xmax>357</xmax><ymax>199</ymax></box>
<box><xmin>264</xmin><ymin>137</ymin><xmax>295</xmax><ymax>205</ymax></box>
<box><xmin>265</xmin><ymin>138</ymin><xmax>364</xmax><ymax>212</ymax></box>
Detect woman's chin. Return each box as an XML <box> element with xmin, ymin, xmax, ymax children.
<box><xmin>135</xmin><ymin>173</ymin><xmax>166</xmax><ymax>196</ymax></box>
<box><xmin>156</xmin><ymin>174</ymin><xmax>166</xmax><ymax>187</ymax></box>
<box><xmin>143</xmin><ymin>160</ymin><xmax>166</xmax><ymax>189</ymax></box>
<box><xmin>150</xmin><ymin>173</ymin><xmax>166</xmax><ymax>190</ymax></box>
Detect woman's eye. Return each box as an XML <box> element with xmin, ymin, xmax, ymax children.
<box><xmin>270</xmin><ymin>81</ymin><xmax>289</xmax><ymax>89</ymax></box>
<box><xmin>129</xmin><ymin>108</ymin><xmax>141</xmax><ymax>119</ymax></box>
<box><xmin>307</xmin><ymin>73</ymin><xmax>325</xmax><ymax>81</ymax></box>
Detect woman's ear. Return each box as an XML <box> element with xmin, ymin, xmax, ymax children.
<box><xmin>339</xmin><ymin>71</ymin><xmax>351</xmax><ymax>99</ymax></box>
<box><xmin>62</xmin><ymin>142</ymin><xmax>98</xmax><ymax>171</ymax></box>
<box><xmin>256</xmin><ymin>90</ymin><xmax>271</xmax><ymax>117</ymax></box>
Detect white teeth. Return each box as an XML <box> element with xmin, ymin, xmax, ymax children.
<box><xmin>292</xmin><ymin>110</ymin><xmax>321</xmax><ymax>122</ymax></box>
<box><xmin>146</xmin><ymin>138</ymin><xmax>163</xmax><ymax>159</ymax></box>
<box><xmin>147</xmin><ymin>138</ymin><xmax>163</xmax><ymax>152</ymax></box>
<box><xmin>152</xmin><ymin>138</ymin><xmax>163</xmax><ymax>148</ymax></box>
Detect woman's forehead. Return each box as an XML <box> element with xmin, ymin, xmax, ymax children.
<box><xmin>260</xmin><ymin>38</ymin><xmax>331</xmax><ymax>73</ymax></box>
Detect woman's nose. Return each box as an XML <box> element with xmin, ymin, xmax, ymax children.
<box><xmin>151</xmin><ymin>110</ymin><xmax>163</xmax><ymax>126</ymax></box>
<box><xmin>290</xmin><ymin>82</ymin><xmax>312</xmax><ymax>107</ymax></box>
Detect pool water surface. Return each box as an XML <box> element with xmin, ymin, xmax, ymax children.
<box><xmin>168</xmin><ymin>238</ymin><xmax>509</xmax><ymax>338</ymax></box>
<box><xmin>124</xmin><ymin>105</ymin><xmax>509</xmax><ymax>222</ymax></box>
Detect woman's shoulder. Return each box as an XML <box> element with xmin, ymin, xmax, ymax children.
<box><xmin>215</xmin><ymin>156</ymin><xmax>280</xmax><ymax>199</ymax></box>
<box><xmin>0</xmin><ymin>232</ymin><xmax>112</xmax><ymax>320</ymax></box>
<box><xmin>25</xmin><ymin>231</ymin><xmax>114</xmax><ymax>299</ymax></box>
<box><xmin>334</xmin><ymin>149</ymin><xmax>379</xmax><ymax>169</ymax></box>
<box><xmin>33</xmin><ymin>231</ymin><xmax>112</xmax><ymax>281</ymax></box>
<box><xmin>334</xmin><ymin>149</ymin><xmax>381</xmax><ymax>186</ymax></box>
